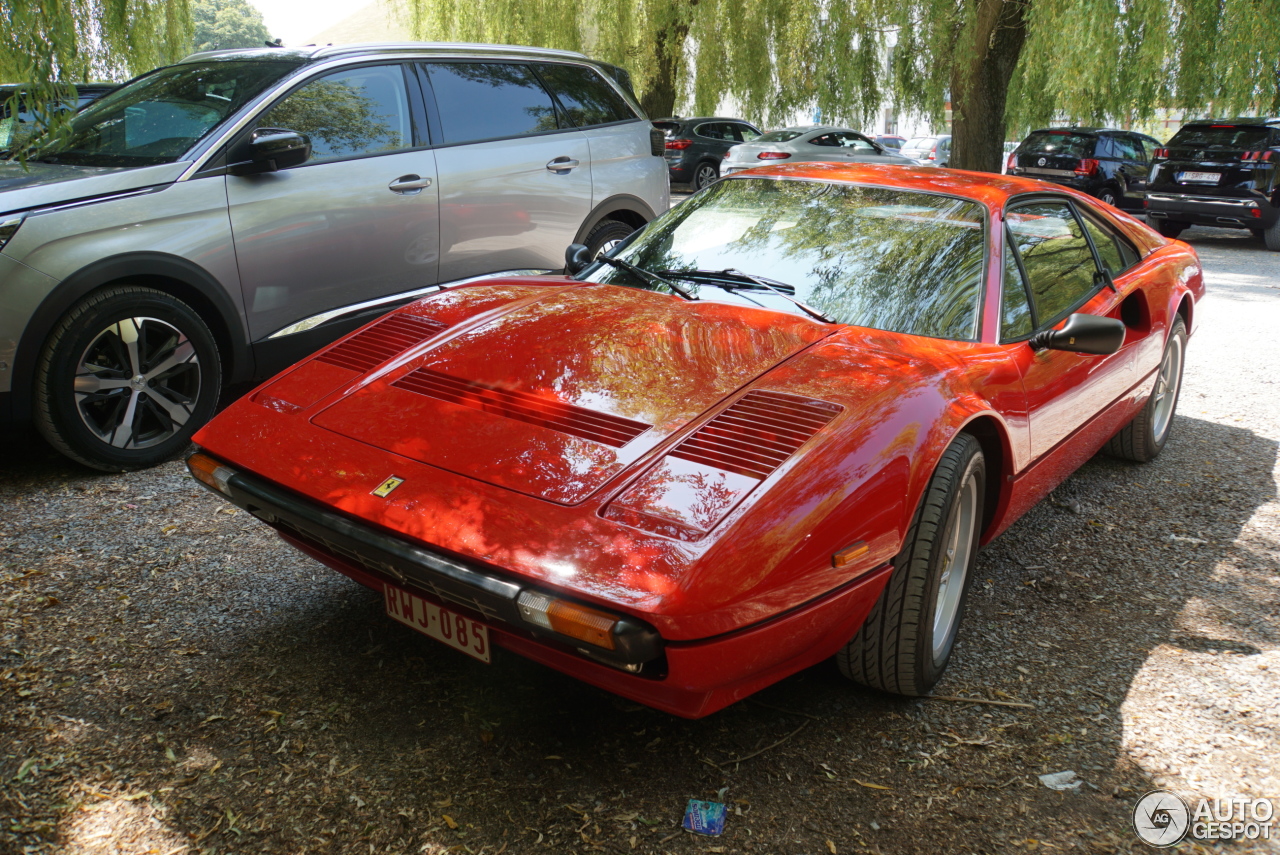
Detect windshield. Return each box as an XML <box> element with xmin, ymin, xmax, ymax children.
<box><xmin>756</xmin><ymin>129</ymin><xmax>804</xmax><ymax>143</ymax></box>
<box><xmin>1169</xmin><ymin>125</ymin><xmax>1271</xmax><ymax>151</ymax></box>
<box><xmin>1021</xmin><ymin>130</ymin><xmax>1095</xmax><ymax>158</ymax></box>
<box><xmin>583</xmin><ymin>178</ymin><xmax>987</xmax><ymax>340</ymax></box>
<box><xmin>25</xmin><ymin>61</ymin><xmax>297</xmax><ymax>167</ymax></box>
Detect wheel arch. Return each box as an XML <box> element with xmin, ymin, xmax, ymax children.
<box><xmin>573</xmin><ymin>194</ymin><xmax>658</xmax><ymax>244</ymax></box>
<box><xmin>12</xmin><ymin>252</ymin><xmax>252</xmax><ymax>423</ymax></box>
<box><xmin>955</xmin><ymin>413</ymin><xmax>1015</xmax><ymax>544</ymax></box>
<box><xmin>1175</xmin><ymin>292</ymin><xmax>1194</xmax><ymax>336</ymax></box>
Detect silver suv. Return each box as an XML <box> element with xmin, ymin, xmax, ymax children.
<box><xmin>0</xmin><ymin>43</ymin><xmax>668</xmax><ymax>470</ymax></box>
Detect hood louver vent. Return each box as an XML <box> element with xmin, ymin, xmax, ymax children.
<box><xmin>394</xmin><ymin>368</ymin><xmax>651</xmax><ymax>448</ymax></box>
<box><xmin>316</xmin><ymin>314</ymin><xmax>448</xmax><ymax>374</ymax></box>
<box><xmin>668</xmin><ymin>390</ymin><xmax>842</xmax><ymax>479</ymax></box>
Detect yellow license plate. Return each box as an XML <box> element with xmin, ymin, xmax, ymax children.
<box><xmin>384</xmin><ymin>584</ymin><xmax>490</xmax><ymax>663</ymax></box>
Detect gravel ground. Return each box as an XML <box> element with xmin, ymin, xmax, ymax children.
<box><xmin>2</xmin><ymin>225</ymin><xmax>1278</xmax><ymax>855</ymax></box>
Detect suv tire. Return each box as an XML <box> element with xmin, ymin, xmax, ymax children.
<box><xmin>1098</xmin><ymin>186</ymin><xmax>1120</xmax><ymax>207</ymax></box>
<box><xmin>1154</xmin><ymin>219</ymin><xmax>1187</xmax><ymax>239</ymax></box>
<box><xmin>35</xmin><ymin>286</ymin><xmax>222</xmax><ymax>472</ymax></box>
<box><xmin>1265</xmin><ymin>217</ymin><xmax>1280</xmax><ymax>252</ymax></box>
<box><xmin>583</xmin><ymin>219</ymin><xmax>635</xmax><ymax>259</ymax></box>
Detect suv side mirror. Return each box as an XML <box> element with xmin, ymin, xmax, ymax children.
<box><xmin>228</xmin><ymin>128</ymin><xmax>310</xmax><ymax>176</ymax></box>
<box><xmin>1029</xmin><ymin>313</ymin><xmax>1126</xmax><ymax>355</ymax></box>
<box><xmin>565</xmin><ymin>243</ymin><xmax>593</xmax><ymax>275</ymax></box>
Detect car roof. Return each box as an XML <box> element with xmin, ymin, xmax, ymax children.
<box><xmin>658</xmin><ymin>117</ymin><xmax>756</xmax><ymax>124</ymax></box>
<box><xmin>1179</xmin><ymin>117</ymin><xmax>1280</xmax><ymax>127</ymax></box>
<box><xmin>722</xmin><ymin>161</ymin><xmax>1092</xmax><ymax>208</ymax></box>
<box><xmin>180</xmin><ymin>41</ymin><xmax>591</xmax><ymax>65</ymax></box>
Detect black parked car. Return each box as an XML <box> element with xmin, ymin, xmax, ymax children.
<box><xmin>1144</xmin><ymin>118</ymin><xmax>1280</xmax><ymax>250</ymax></box>
<box><xmin>653</xmin><ymin>116</ymin><xmax>762</xmax><ymax>189</ymax></box>
<box><xmin>1007</xmin><ymin>127</ymin><xmax>1162</xmax><ymax>210</ymax></box>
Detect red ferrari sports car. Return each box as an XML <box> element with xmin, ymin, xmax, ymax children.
<box><xmin>189</xmin><ymin>163</ymin><xmax>1203</xmax><ymax>718</ymax></box>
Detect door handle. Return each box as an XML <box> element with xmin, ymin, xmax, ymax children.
<box><xmin>389</xmin><ymin>174</ymin><xmax>432</xmax><ymax>194</ymax></box>
<box><xmin>546</xmin><ymin>157</ymin><xmax>580</xmax><ymax>172</ymax></box>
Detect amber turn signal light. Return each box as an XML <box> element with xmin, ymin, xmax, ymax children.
<box><xmin>187</xmin><ymin>452</ymin><xmax>237</xmax><ymax>497</ymax></box>
<box><xmin>832</xmin><ymin>540</ymin><xmax>869</xmax><ymax>568</ymax></box>
<box><xmin>517</xmin><ymin>591</ymin><xmax>619</xmax><ymax>650</ymax></box>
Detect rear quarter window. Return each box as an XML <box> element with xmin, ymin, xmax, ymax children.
<box><xmin>426</xmin><ymin>62</ymin><xmax>559</xmax><ymax>144</ymax></box>
<box><xmin>534</xmin><ymin>63</ymin><xmax>636</xmax><ymax>128</ymax></box>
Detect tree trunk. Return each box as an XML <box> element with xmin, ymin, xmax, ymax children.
<box><xmin>949</xmin><ymin>0</ymin><xmax>1029</xmax><ymax>172</ymax></box>
<box><xmin>639</xmin><ymin>17</ymin><xmax>690</xmax><ymax>119</ymax></box>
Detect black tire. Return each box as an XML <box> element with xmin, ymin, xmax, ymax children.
<box><xmin>837</xmin><ymin>433</ymin><xmax>986</xmax><ymax>696</ymax></box>
<box><xmin>1154</xmin><ymin>219</ymin><xmax>1187</xmax><ymax>239</ymax></box>
<box><xmin>34</xmin><ymin>285</ymin><xmax>222</xmax><ymax>472</ymax></box>
<box><xmin>583</xmin><ymin>219</ymin><xmax>635</xmax><ymax>259</ymax></box>
<box><xmin>1105</xmin><ymin>317</ymin><xmax>1186</xmax><ymax>463</ymax></box>
<box><xmin>693</xmin><ymin>161</ymin><xmax>719</xmax><ymax>190</ymax></box>
<box><xmin>1097</xmin><ymin>186</ymin><xmax>1120</xmax><ymax>207</ymax></box>
<box><xmin>1265</xmin><ymin>217</ymin><xmax>1280</xmax><ymax>252</ymax></box>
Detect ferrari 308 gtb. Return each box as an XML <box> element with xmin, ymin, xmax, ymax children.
<box><xmin>189</xmin><ymin>163</ymin><xmax>1203</xmax><ymax>718</ymax></box>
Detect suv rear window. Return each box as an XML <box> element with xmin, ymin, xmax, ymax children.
<box><xmin>1168</xmin><ymin>124</ymin><xmax>1271</xmax><ymax>151</ymax></box>
<box><xmin>1021</xmin><ymin>130</ymin><xmax>1096</xmax><ymax>158</ymax></box>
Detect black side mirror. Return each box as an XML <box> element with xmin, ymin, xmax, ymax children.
<box><xmin>228</xmin><ymin>128</ymin><xmax>310</xmax><ymax>176</ymax></box>
<box><xmin>1029</xmin><ymin>313</ymin><xmax>1126</xmax><ymax>355</ymax></box>
<box><xmin>565</xmin><ymin>243</ymin><xmax>593</xmax><ymax>275</ymax></box>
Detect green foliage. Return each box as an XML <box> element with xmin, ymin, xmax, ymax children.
<box><xmin>191</xmin><ymin>0</ymin><xmax>274</xmax><ymax>53</ymax></box>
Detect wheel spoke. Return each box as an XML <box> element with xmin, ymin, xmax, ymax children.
<box><xmin>117</xmin><ymin>318</ymin><xmax>144</xmax><ymax>377</ymax></box>
<box><xmin>74</xmin><ymin>375</ymin><xmax>132</xmax><ymax>393</ymax></box>
<box><xmin>144</xmin><ymin>338</ymin><xmax>196</xmax><ymax>381</ymax></box>
<box><xmin>108</xmin><ymin>390</ymin><xmax>142</xmax><ymax>448</ymax></box>
<box><xmin>146</xmin><ymin>387</ymin><xmax>194</xmax><ymax>427</ymax></box>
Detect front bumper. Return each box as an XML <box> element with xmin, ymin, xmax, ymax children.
<box><xmin>1145</xmin><ymin>191</ymin><xmax>1276</xmax><ymax>230</ymax></box>
<box><xmin>194</xmin><ymin>454</ymin><xmax>893</xmax><ymax>718</ymax></box>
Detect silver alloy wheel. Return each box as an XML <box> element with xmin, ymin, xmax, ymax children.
<box><xmin>73</xmin><ymin>316</ymin><xmax>202</xmax><ymax>450</ymax></box>
<box><xmin>1150</xmin><ymin>330</ymin><xmax>1184</xmax><ymax>444</ymax></box>
<box><xmin>1101</xmin><ymin>190</ymin><xmax>1117</xmax><ymax>206</ymax></box>
<box><xmin>931</xmin><ymin>469</ymin><xmax>980</xmax><ymax>661</ymax></box>
<box><xmin>695</xmin><ymin>164</ymin><xmax>718</xmax><ymax>189</ymax></box>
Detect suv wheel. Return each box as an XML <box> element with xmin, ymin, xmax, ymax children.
<box><xmin>583</xmin><ymin>219</ymin><xmax>635</xmax><ymax>259</ymax></box>
<box><xmin>1154</xmin><ymin>219</ymin><xmax>1187</xmax><ymax>239</ymax></box>
<box><xmin>693</xmin><ymin>162</ymin><xmax>719</xmax><ymax>190</ymax></box>
<box><xmin>1098</xmin><ymin>187</ymin><xmax>1120</xmax><ymax>207</ymax></box>
<box><xmin>35</xmin><ymin>286</ymin><xmax>222</xmax><ymax>471</ymax></box>
<box><xmin>1265</xmin><ymin>218</ymin><xmax>1280</xmax><ymax>252</ymax></box>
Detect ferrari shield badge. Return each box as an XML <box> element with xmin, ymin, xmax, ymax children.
<box><xmin>372</xmin><ymin>476</ymin><xmax>405</xmax><ymax>498</ymax></box>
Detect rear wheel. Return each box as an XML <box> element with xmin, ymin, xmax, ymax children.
<box><xmin>1105</xmin><ymin>317</ymin><xmax>1186</xmax><ymax>463</ymax></box>
<box><xmin>35</xmin><ymin>285</ymin><xmax>222</xmax><ymax>471</ymax></box>
<box><xmin>1154</xmin><ymin>219</ymin><xmax>1187</xmax><ymax>239</ymax></box>
<box><xmin>1265</xmin><ymin>217</ymin><xmax>1280</xmax><ymax>252</ymax></box>
<box><xmin>693</xmin><ymin>162</ymin><xmax>719</xmax><ymax>190</ymax></box>
<box><xmin>582</xmin><ymin>219</ymin><xmax>635</xmax><ymax>260</ymax></box>
<box><xmin>837</xmin><ymin>433</ymin><xmax>985</xmax><ymax>696</ymax></box>
<box><xmin>1098</xmin><ymin>186</ymin><xmax>1120</xmax><ymax>207</ymax></box>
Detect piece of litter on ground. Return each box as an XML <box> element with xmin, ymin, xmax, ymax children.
<box><xmin>1038</xmin><ymin>770</ymin><xmax>1082</xmax><ymax>791</ymax></box>
<box><xmin>1167</xmin><ymin>534</ymin><xmax>1207</xmax><ymax>545</ymax></box>
<box><xmin>682</xmin><ymin>800</ymin><xmax>727</xmax><ymax>836</ymax></box>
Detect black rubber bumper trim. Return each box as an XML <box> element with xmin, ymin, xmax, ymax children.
<box><xmin>220</xmin><ymin>470</ymin><xmax>662</xmax><ymax>665</ymax></box>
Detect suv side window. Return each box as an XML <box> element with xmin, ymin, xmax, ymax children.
<box><xmin>694</xmin><ymin>122</ymin><xmax>727</xmax><ymax>140</ymax></box>
<box><xmin>1006</xmin><ymin>201</ymin><xmax>1101</xmax><ymax>326</ymax></box>
<box><xmin>258</xmin><ymin>65</ymin><xmax>413</xmax><ymax>163</ymax></box>
<box><xmin>533</xmin><ymin>63</ymin><xmax>635</xmax><ymax>128</ymax></box>
<box><xmin>425</xmin><ymin>62</ymin><xmax>560</xmax><ymax>145</ymax></box>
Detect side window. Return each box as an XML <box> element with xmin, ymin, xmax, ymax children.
<box><xmin>694</xmin><ymin>122</ymin><xmax>725</xmax><ymax>140</ymax></box>
<box><xmin>837</xmin><ymin>132</ymin><xmax>876</xmax><ymax>150</ymax></box>
<box><xmin>1124</xmin><ymin>135</ymin><xmax>1146</xmax><ymax>161</ymax></box>
<box><xmin>425</xmin><ymin>62</ymin><xmax>559</xmax><ymax>145</ymax></box>
<box><xmin>534</xmin><ymin>63</ymin><xmax>635</xmax><ymax>128</ymax></box>
<box><xmin>258</xmin><ymin>65</ymin><xmax>412</xmax><ymax>163</ymax></box>
<box><xmin>1082</xmin><ymin>213</ymin><xmax>1140</xmax><ymax>274</ymax></box>
<box><xmin>810</xmin><ymin>133</ymin><xmax>840</xmax><ymax>147</ymax></box>
<box><xmin>1001</xmin><ymin>233</ymin><xmax>1034</xmax><ymax>340</ymax></box>
<box><xmin>1006</xmin><ymin>201</ymin><xmax>1101</xmax><ymax>326</ymax></box>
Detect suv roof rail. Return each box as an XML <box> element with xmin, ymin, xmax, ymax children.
<box><xmin>308</xmin><ymin>42</ymin><xmax>589</xmax><ymax>61</ymax></box>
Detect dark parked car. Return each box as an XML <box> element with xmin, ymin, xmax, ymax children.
<box><xmin>899</xmin><ymin>134</ymin><xmax>950</xmax><ymax>165</ymax></box>
<box><xmin>0</xmin><ymin>83</ymin><xmax>116</xmax><ymax>151</ymax></box>
<box><xmin>653</xmin><ymin>116</ymin><xmax>762</xmax><ymax>189</ymax></box>
<box><xmin>1144</xmin><ymin>118</ymin><xmax>1280</xmax><ymax>250</ymax></box>
<box><xmin>1007</xmin><ymin>127</ymin><xmax>1162</xmax><ymax>210</ymax></box>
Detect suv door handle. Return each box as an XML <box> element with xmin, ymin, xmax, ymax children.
<box><xmin>389</xmin><ymin>174</ymin><xmax>432</xmax><ymax>194</ymax></box>
<box><xmin>546</xmin><ymin>157</ymin><xmax>580</xmax><ymax>172</ymax></box>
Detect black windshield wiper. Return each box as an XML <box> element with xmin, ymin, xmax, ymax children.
<box><xmin>658</xmin><ymin>267</ymin><xmax>837</xmax><ymax>324</ymax></box>
<box><xmin>597</xmin><ymin>255</ymin><xmax>697</xmax><ymax>301</ymax></box>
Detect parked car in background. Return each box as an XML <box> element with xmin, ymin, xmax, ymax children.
<box><xmin>0</xmin><ymin>42</ymin><xmax>667</xmax><ymax>472</ymax></box>
<box><xmin>653</xmin><ymin>116</ymin><xmax>762</xmax><ymax>189</ymax></box>
<box><xmin>0</xmin><ymin>83</ymin><xmax>116</xmax><ymax>151</ymax></box>
<box><xmin>874</xmin><ymin>134</ymin><xmax>907</xmax><ymax>151</ymax></box>
<box><xmin>720</xmin><ymin>126</ymin><xmax>916</xmax><ymax>175</ymax></box>
<box><xmin>188</xmin><ymin>162</ymin><xmax>1202</xmax><ymax>718</ymax></box>
<box><xmin>1144</xmin><ymin>117</ymin><xmax>1280</xmax><ymax>250</ymax></box>
<box><xmin>899</xmin><ymin>134</ymin><xmax>951</xmax><ymax>165</ymax></box>
<box><xmin>1007</xmin><ymin>127</ymin><xmax>1162</xmax><ymax>210</ymax></box>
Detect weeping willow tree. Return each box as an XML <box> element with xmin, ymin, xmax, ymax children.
<box><xmin>1</xmin><ymin>0</ymin><xmax>192</xmax><ymax>149</ymax></box>
<box><xmin>409</xmin><ymin>0</ymin><xmax>1280</xmax><ymax>172</ymax></box>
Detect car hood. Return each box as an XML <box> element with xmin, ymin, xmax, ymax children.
<box><xmin>0</xmin><ymin>160</ymin><xmax>188</xmax><ymax>216</ymax></box>
<box><xmin>307</xmin><ymin>281</ymin><xmax>834</xmax><ymax>505</ymax></box>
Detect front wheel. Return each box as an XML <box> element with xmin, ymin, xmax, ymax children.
<box><xmin>1105</xmin><ymin>317</ymin><xmax>1186</xmax><ymax>463</ymax></box>
<box><xmin>35</xmin><ymin>285</ymin><xmax>222</xmax><ymax>471</ymax></box>
<box><xmin>1265</xmin><ymin>217</ymin><xmax>1280</xmax><ymax>252</ymax></box>
<box><xmin>837</xmin><ymin>433</ymin><xmax>986</xmax><ymax>696</ymax></box>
